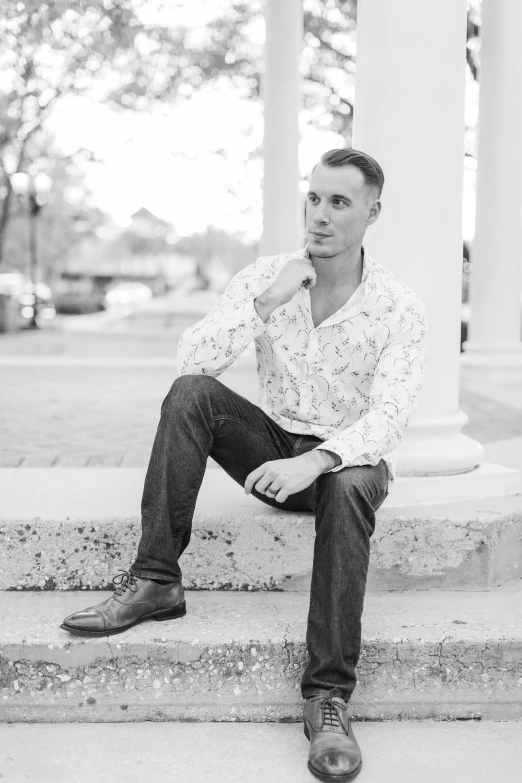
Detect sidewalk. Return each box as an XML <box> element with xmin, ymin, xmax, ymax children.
<box><xmin>2</xmin><ymin>720</ymin><xmax>521</xmax><ymax>783</ymax></box>
<box><xmin>460</xmin><ymin>364</ymin><xmax>522</xmax><ymax>475</ymax></box>
<box><xmin>2</xmin><ymin>357</ymin><xmax>521</xmax><ymax>469</ymax></box>
<box><xmin>1</xmin><ymin>301</ymin><xmax>521</xmax><ymax>472</ymax></box>
<box><xmin>0</xmin><ymin>295</ymin><xmax>253</xmax><ymax>467</ymax></box>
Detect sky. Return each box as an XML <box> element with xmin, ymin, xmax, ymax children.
<box><xmin>46</xmin><ymin>0</ymin><xmax>479</xmax><ymax>242</ymax></box>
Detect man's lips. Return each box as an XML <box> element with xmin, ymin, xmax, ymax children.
<box><xmin>310</xmin><ymin>231</ymin><xmax>332</xmax><ymax>238</ymax></box>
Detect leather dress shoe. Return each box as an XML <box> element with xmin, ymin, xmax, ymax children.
<box><xmin>304</xmin><ymin>691</ymin><xmax>362</xmax><ymax>782</ymax></box>
<box><xmin>60</xmin><ymin>571</ymin><xmax>186</xmax><ymax>637</ymax></box>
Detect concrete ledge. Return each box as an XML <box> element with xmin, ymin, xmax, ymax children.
<box><xmin>392</xmin><ymin>462</ymin><xmax>520</xmax><ymax>504</ymax></box>
<box><xmin>1</xmin><ymin>588</ymin><xmax>521</xmax><ymax>722</ymax></box>
<box><xmin>1</xmin><ymin>469</ymin><xmax>522</xmax><ymax>592</ymax></box>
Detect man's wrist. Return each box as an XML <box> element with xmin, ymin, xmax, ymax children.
<box><xmin>254</xmin><ymin>288</ymin><xmax>284</xmax><ymax>323</ymax></box>
<box><xmin>305</xmin><ymin>448</ymin><xmax>342</xmax><ymax>474</ymax></box>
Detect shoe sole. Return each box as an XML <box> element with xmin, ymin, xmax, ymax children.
<box><xmin>304</xmin><ymin>724</ymin><xmax>363</xmax><ymax>782</ymax></box>
<box><xmin>60</xmin><ymin>601</ymin><xmax>187</xmax><ymax>637</ymax></box>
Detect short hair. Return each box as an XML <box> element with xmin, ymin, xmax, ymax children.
<box><xmin>318</xmin><ymin>148</ymin><xmax>384</xmax><ymax>198</ymax></box>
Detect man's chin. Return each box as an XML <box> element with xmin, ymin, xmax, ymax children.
<box><xmin>308</xmin><ymin>244</ymin><xmax>337</xmax><ymax>258</ymax></box>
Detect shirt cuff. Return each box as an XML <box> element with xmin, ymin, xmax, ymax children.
<box><xmin>312</xmin><ymin>445</ymin><xmax>345</xmax><ymax>473</ymax></box>
<box><xmin>246</xmin><ymin>296</ymin><xmax>269</xmax><ymax>333</ymax></box>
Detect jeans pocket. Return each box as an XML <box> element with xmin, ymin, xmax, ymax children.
<box><xmin>291</xmin><ymin>436</ymin><xmax>304</xmax><ymax>458</ymax></box>
<box><xmin>372</xmin><ymin>484</ymin><xmax>389</xmax><ymax>512</ymax></box>
<box><xmin>291</xmin><ymin>435</ymin><xmax>321</xmax><ymax>458</ymax></box>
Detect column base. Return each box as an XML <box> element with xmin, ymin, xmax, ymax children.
<box><xmin>461</xmin><ymin>343</ymin><xmax>522</xmax><ymax>384</ymax></box>
<box><xmin>462</xmin><ymin>341</ymin><xmax>522</xmax><ymax>363</ymax></box>
<box><xmin>395</xmin><ymin>410</ymin><xmax>484</xmax><ymax>477</ymax></box>
<box><xmin>387</xmin><ymin>462</ymin><xmax>520</xmax><ymax>506</ymax></box>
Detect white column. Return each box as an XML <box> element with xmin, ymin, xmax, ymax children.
<box><xmin>260</xmin><ymin>0</ymin><xmax>303</xmax><ymax>257</ymax></box>
<box><xmin>353</xmin><ymin>0</ymin><xmax>483</xmax><ymax>475</ymax></box>
<box><xmin>463</xmin><ymin>0</ymin><xmax>522</xmax><ymax>370</ymax></box>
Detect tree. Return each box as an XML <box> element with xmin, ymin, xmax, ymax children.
<box><xmin>466</xmin><ymin>3</ymin><xmax>481</xmax><ymax>81</ymax></box>
<box><xmin>0</xmin><ymin>0</ymin><xmax>261</xmax><ymax>262</ymax></box>
<box><xmin>1</xmin><ymin>0</ymin><xmax>482</xmax><ymax>269</ymax></box>
<box><xmin>138</xmin><ymin>0</ymin><xmax>481</xmax><ymax>138</ymax></box>
<box><xmin>2</xmin><ymin>145</ymin><xmax>107</xmax><ymax>280</ymax></box>
<box><xmin>0</xmin><ymin>0</ymin><xmax>148</xmax><ymax>263</ymax></box>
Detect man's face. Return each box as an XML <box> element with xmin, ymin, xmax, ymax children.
<box><xmin>306</xmin><ymin>164</ymin><xmax>380</xmax><ymax>258</ymax></box>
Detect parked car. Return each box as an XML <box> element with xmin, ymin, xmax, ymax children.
<box><xmin>54</xmin><ymin>291</ymin><xmax>107</xmax><ymax>315</ymax></box>
<box><xmin>104</xmin><ymin>281</ymin><xmax>153</xmax><ymax>307</ymax></box>
<box><xmin>0</xmin><ymin>274</ymin><xmax>56</xmax><ymax>330</ymax></box>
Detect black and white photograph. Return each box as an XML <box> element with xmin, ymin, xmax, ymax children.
<box><xmin>0</xmin><ymin>1</ymin><xmax>521</xmax><ymax>781</ymax></box>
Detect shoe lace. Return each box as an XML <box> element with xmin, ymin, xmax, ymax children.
<box><xmin>112</xmin><ymin>570</ymin><xmax>138</xmax><ymax>596</ymax></box>
<box><xmin>320</xmin><ymin>696</ymin><xmax>347</xmax><ymax>730</ymax></box>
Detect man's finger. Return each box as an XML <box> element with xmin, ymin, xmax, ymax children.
<box><xmin>244</xmin><ymin>464</ymin><xmax>267</xmax><ymax>494</ymax></box>
<box><xmin>263</xmin><ymin>481</ymin><xmax>282</xmax><ymax>497</ymax></box>
<box><xmin>255</xmin><ymin>474</ymin><xmax>280</xmax><ymax>496</ymax></box>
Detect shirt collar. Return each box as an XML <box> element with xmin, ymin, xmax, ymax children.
<box><xmin>299</xmin><ymin>244</ymin><xmax>374</xmax><ymax>298</ymax></box>
<box><xmin>291</xmin><ymin>245</ymin><xmax>375</xmax><ymax>327</ymax></box>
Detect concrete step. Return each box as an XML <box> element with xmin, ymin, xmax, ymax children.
<box><xmin>2</xmin><ymin>721</ymin><xmax>522</xmax><ymax>783</ymax></box>
<box><xmin>1</xmin><ymin>587</ymin><xmax>521</xmax><ymax>722</ymax></box>
<box><xmin>1</xmin><ymin>469</ymin><xmax>522</xmax><ymax>592</ymax></box>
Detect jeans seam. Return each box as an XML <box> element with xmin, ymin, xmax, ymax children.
<box><xmin>172</xmin><ymin>433</ymin><xmax>213</xmax><ymax>560</ymax></box>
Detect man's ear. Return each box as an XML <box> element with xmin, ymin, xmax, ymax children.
<box><xmin>366</xmin><ymin>200</ymin><xmax>381</xmax><ymax>225</ymax></box>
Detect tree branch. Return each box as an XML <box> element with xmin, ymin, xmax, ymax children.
<box><xmin>309</xmin><ymin>33</ymin><xmax>355</xmax><ymax>64</ymax></box>
<box><xmin>466</xmin><ymin>47</ymin><xmax>478</xmax><ymax>81</ymax></box>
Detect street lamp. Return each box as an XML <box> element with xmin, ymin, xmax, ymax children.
<box><xmin>10</xmin><ymin>170</ymin><xmax>52</xmax><ymax>327</ymax></box>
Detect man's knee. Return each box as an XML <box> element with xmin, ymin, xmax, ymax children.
<box><xmin>319</xmin><ymin>463</ymin><xmax>387</xmax><ymax>505</ymax></box>
<box><xmin>162</xmin><ymin>374</ymin><xmax>221</xmax><ymax>413</ymax></box>
<box><xmin>322</xmin><ymin>465</ymin><xmax>370</xmax><ymax>491</ymax></box>
<box><xmin>171</xmin><ymin>373</ymin><xmax>220</xmax><ymax>392</ymax></box>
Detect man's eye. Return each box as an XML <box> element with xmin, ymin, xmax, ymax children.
<box><xmin>332</xmin><ymin>199</ymin><xmax>345</xmax><ymax>207</ymax></box>
<box><xmin>308</xmin><ymin>195</ymin><xmax>319</xmax><ymax>203</ymax></box>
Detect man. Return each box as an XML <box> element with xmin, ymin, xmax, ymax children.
<box><xmin>62</xmin><ymin>148</ymin><xmax>427</xmax><ymax>782</ymax></box>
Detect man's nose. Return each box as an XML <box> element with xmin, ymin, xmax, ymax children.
<box><xmin>313</xmin><ymin>208</ymin><xmax>329</xmax><ymax>225</ymax></box>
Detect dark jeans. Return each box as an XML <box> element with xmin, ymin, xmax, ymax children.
<box><xmin>131</xmin><ymin>374</ymin><xmax>389</xmax><ymax>702</ymax></box>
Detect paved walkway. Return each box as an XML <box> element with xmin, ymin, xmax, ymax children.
<box><xmin>1</xmin><ymin>721</ymin><xmax>521</xmax><ymax>783</ymax></box>
<box><xmin>1</xmin><ymin>300</ymin><xmax>522</xmax><ymax>470</ymax></box>
<box><xmin>0</xmin><ymin>363</ymin><xmax>257</xmax><ymax>467</ymax></box>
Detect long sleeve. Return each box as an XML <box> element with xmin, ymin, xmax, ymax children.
<box><xmin>314</xmin><ymin>298</ymin><xmax>428</xmax><ymax>473</ymax></box>
<box><xmin>177</xmin><ymin>265</ymin><xmax>268</xmax><ymax>377</ymax></box>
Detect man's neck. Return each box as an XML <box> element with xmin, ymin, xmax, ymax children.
<box><xmin>309</xmin><ymin>244</ymin><xmax>364</xmax><ymax>290</ymax></box>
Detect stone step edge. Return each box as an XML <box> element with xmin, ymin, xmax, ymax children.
<box><xmin>2</xmin><ymin>469</ymin><xmax>522</xmax><ymax>592</ymax></box>
<box><xmin>1</xmin><ymin>589</ymin><xmax>521</xmax><ymax>722</ymax></box>
<box><xmin>1</xmin><ymin>466</ymin><xmax>521</xmax><ymax>518</ymax></box>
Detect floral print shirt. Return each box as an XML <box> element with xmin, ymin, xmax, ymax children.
<box><xmin>177</xmin><ymin>248</ymin><xmax>428</xmax><ymax>480</ymax></box>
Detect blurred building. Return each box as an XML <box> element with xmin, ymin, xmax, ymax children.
<box><xmin>56</xmin><ymin>205</ymin><xmax>194</xmax><ymax>299</ymax></box>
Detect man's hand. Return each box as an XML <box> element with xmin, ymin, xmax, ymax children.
<box><xmin>269</xmin><ymin>254</ymin><xmax>317</xmax><ymax>306</ymax></box>
<box><xmin>254</xmin><ymin>253</ymin><xmax>317</xmax><ymax>323</ymax></box>
<box><xmin>244</xmin><ymin>450</ymin><xmax>341</xmax><ymax>503</ymax></box>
